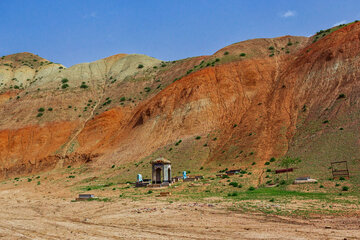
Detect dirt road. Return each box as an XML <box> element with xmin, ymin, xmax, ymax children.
<box><xmin>0</xmin><ymin>187</ymin><xmax>359</xmax><ymax>239</ymax></box>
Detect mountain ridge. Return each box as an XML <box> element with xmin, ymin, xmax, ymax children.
<box><xmin>0</xmin><ymin>22</ymin><xmax>359</xmax><ymax>183</ymax></box>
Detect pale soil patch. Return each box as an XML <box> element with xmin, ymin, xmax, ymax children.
<box><xmin>0</xmin><ymin>186</ymin><xmax>359</xmax><ymax>239</ymax></box>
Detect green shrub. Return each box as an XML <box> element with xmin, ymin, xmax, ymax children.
<box><xmin>342</xmin><ymin>186</ymin><xmax>349</xmax><ymax>191</ymax></box>
<box><xmin>38</xmin><ymin>108</ymin><xmax>45</xmax><ymax>112</ymax></box>
<box><xmin>337</xmin><ymin>93</ymin><xmax>346</xmax><ymax>99</ymax></box>
<box><xmin>280</xmin><ymin>180</ymin><xmax>286</xmax><ymax>185</ymax></box>
<box><xmin>240</xmin><ymin>53</ymin><xmax>246</xmax><ymax>57</ymax></box>
<box><xmin>137</xmin><ymin>64</ymin><xmax>144</xmax><ymax>69</ymax></box>
<box><xmin>248</xmin><ymin>186</ymin><xmax>255</xmax><ymax>191</ymax></box>
<box><xmin>252</xmin><ymin>162</ymin><xmax>256</xmax><ymax>165</ymax></box>
<box><xmin>266</xmin><ymin>169</ymin><xmax>271</xmax><ymax>172</ymax></box>
<box><xmin>269</xmin><ymin>157</ymin><xmax>276</xmax><ymax>162</ymax></box>
<box><xmin>335</xmin><ymin>183</ymin><xmax>340</xmax><ymax>187</ymax></box>
<box><xmin>269</xmin><ymin>198</ymin><xmax>275</xmax><ymax>202</ymax></box>
<box><xmin>219</xmin><ymin>168</ymin><xmax>228</xmax><ymax>173</ymax></box>
<box><xmin>147</xmin><ymin>190</ymin><xmax>153</xmax><ymax>194</ymax></box>
<box><xmin>111</xmin><ymin>165</ymin><xmax>115</xmax><ymax>168</ymax></box>
<box><xmin>120</xmin><ymin>97</ymin><xmax>126</xmax><ymax>102</ymax></box>
<box><xmin>228</xmin><ymin>192</ymin><xmax>238</xmax><ymax>197</ymax></box>
<box><xmin>195</xmin><ymin>136</ymin><xmax>201</xmax><ymax>140</ymax></box>
<box><xmin>268</xmin><ymin>46</ymin><xmax>274</xmax><ymax>50</ymax></box>
<box><xmin>144</xmin><ymin>87</ymin><xmax>151</xmax><ymax>92</ymax></box>
<box><xmin>264</xmin><ymin>162</ymin><xmax>270</xmax><ymax>165</ymax></box>
<box><xmin>339</xmin><ymin>177</ymin><xmax>345</xmax><ymax>181</ymax></box>
<box><xmin>80</xmin><ymin>82</ymin><xmax>89</xmax><ymax>89</ymax></box>
<box><xmin>48</xmin><ymin>108</ymin><xmax>53</xmax><ymax>111</ymax></box>
<box><xmin>319</xmin><ymin>185</ymin><xmax>324</xmax><ymax>188</ymax></box>
<box><xmin>61</xmin><ymin>78</ymin><xmax>68</xmax><ymax>83</ymax></box>
<box><xmin>224</xmin><ymin>51</ymin><xmax>229</xmax><ymax>55</ymax></box>
<box><xmin>229</xmin><ymin>182</ymin><xmax>238</xmax><ymax>187</ymax></box>
<box><xmin>175</xmin><ymin>140</ymin><xmax>182</xmax><ymax>146</ymax></box>
<box><xmin>62</xmin><ymin>84</ymin><xmax>69</xmax><ymax>89</ymax></box>
<box><xmin>287</xmin><ymin>41</ymin><xmax>293</xmax><ymax>46</ymax></box>
<box><xmin>36</xmin><ymin>113</ymin><xmax>43</xmax><ymax>117</ymax></box>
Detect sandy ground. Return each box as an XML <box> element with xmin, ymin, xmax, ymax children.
<box><xmin>0</xmin><ymin>187</ymin><xmax>358</xmax><ymax>240</ymax></box>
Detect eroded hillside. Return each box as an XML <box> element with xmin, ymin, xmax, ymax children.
<box><xmin>0</xmin><ymin>22</ymin><xmax>359</xmax><ymax>180</ymax></box>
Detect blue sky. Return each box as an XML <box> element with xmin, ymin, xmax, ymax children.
<box><xmin>1</xmin><ymin>0</ymin><xmax>359</xmax><ymax>67</ymax></box>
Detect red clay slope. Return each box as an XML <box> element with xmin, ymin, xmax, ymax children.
<box><xmin>1</xmin><ymin>23</ymin><xmax>360</xmax><ymax>177</ymax></box>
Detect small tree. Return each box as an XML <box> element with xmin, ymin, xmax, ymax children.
<box><xmin>280</xmin><ymin>156</ymin><xmax>301</xmax><ymax>180</ymax></box>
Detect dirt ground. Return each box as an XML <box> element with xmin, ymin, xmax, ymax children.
<box><xmin>0</xmin><ymin>186</ymin><xmax>358</xmax><ymax>240</ymax></box>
